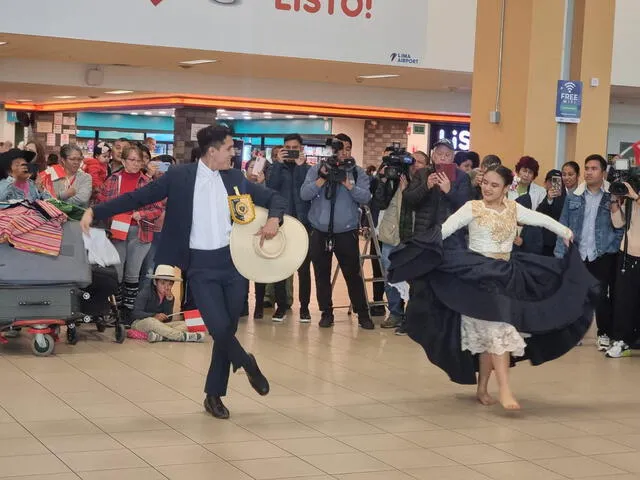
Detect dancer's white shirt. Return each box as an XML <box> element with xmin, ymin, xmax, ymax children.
<box><xmin>390</xmin><ymin>199</ymin><xmax>571</xmax><ymax>301</ymax></box>
<box><xmin>189</xmin><ymin>160</ymin><xmax>232</xmax><ymax>250</ymax></box>
<box><xmin>442</xmin><ymin>199</ymin><xmax>571</xmax><ymax>255</ymax></box>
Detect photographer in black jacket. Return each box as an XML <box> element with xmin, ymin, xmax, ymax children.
<box><xmin>373</xmin><ymin>149</ymin><xmax>428</xmax><ymax>333</ymax></box>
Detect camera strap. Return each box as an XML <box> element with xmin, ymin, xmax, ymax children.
<box><xmin>322</xmin><ymin>166</ymin><xmax>358</xmax><ymax>252</ymax></box>
<box><xmin>621</xmin><ymin>197</ymin><xmax>633</xmax><ymax>273</ymax></box>
<box><xmin>326</xmin><ymin>182</ymin><xmax>338</xmax><ymax>252</ymax></box>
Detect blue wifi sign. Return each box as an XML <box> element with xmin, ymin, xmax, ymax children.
<box><xmin>555</xmin><ymin>80</ymin><xmax>583</xmax><ymax>123</ymax></box>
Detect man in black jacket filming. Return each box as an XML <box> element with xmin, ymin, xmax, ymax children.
<box><xmin>264</xmin><ymin>133</ymin><xmax>312</xmax><ymax>322</ymax></box>
<box><xmin>373</xmin><ymin>149</ymin><xmax>428</xmax><ymax>332</ymax></box>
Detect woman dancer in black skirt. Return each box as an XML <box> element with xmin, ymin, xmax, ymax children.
<box><xmin>389</xmin><ymin>166</ymin><xmax>598</xmax><ymax>410</ymax></box>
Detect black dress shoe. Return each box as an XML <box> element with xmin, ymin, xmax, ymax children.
<box><xmin>245</xmin><ymin>354</ymin><xmax>270</xmax><ymax>396</ymax></box>
<box><xmin>358</xmin><ymin>315</ymin><xmax>375</xmax><ymax>330</ymax></box>
<box><xmin>204</xmin><ymin>395</ymin><xmax>230</xmax><ymax>419</ymax></box>
<box><xmin>319</xmin><ymin>312</ymin><xmax>334</xmax><ymax>328</ymax></box>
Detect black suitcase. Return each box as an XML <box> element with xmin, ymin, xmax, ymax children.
<box><xmin>0</xmin><ymin>285</ymin><xmax>84</xmax><ymax>322</ymax></box>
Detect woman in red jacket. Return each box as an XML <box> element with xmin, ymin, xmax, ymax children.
<box><xmin>96</xmin><ymin>144</ymin><xmax>163</xmax><ymax>315</ymax></box>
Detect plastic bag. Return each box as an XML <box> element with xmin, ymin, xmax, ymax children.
<box><xmin>82</xmin><ymin>228</ymin><xmax>121</xmax><ymax>267</ymax></box>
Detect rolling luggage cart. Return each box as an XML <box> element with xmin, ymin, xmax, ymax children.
<box><xmin>0</xmin><ymin>222</ymin><xmax>125</xmax><ymax>355</ymax></box>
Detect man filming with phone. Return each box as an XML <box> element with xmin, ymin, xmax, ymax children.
<box><xmin>265</xmin><ymin>134</ymin><xmax>313</xmax><ymax>323</ymax></box>
<box><xmin>404</xmin><ymin>138</ymin><xmax>472</xmax><ymax>247</ymax></box>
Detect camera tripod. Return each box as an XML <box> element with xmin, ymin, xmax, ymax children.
<box><xmin>330</xmin><ymin>205</ymin><xmax>387</xmax><ymax>315</ymax></box>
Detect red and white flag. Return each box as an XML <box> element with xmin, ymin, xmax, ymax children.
<box><xmin>184</xmin><ymin>310</ymin><xmax>207</xmax><ymax>333</ymax></box>
<box><xmin>45</xmin><ymin>164</ymin><xmax>66</xmax><ymax>181</ymax></box>
<box><xmin>110</xmin><ymin>213</ymin><xmax>132</xmax><ymax>241</ymax></box>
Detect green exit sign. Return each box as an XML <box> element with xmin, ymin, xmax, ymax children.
<box><xmin>413</xmin><ymin>123</ymin><xmax>426</xmax><ymax>135</ymax></box>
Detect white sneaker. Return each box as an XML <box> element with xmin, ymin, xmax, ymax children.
<box><xmin>605</xmin><ymin>340</ymin><xmax>631</xmax><ymax>358</ymax></box>
<box><xmin>184</xmin><ymin>332</ymin><xmax>205</xmax><ymax>342</ymax></box>
<box><xmin>147</xmin><ymin>332</ymin><xmax>163</xmax><ymax>343</ymax></box>
<box><xmin>271</xmin><ymin>308</ymin><xmax>287</xmax><ymax>323</ymax></box>
<box><xmin>597</xmin><ymin>334</ymin><xmax>611</xmax><ymax>352</ymax></box>
<box><xmin>299</xmin><ymin>309</ymin><xmax>311</xmax><ymax>324</ymax></box>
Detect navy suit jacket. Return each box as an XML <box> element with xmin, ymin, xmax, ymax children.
<box><xmin>92</xmin><ymin>163</ymin><xmax>286</xmax><ymax>271</ymax></box>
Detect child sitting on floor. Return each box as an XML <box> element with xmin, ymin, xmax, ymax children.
<box><xmin>131</xmin><ymin>265</ymin><xmax>204</xmax><ymax>343</ymax></box>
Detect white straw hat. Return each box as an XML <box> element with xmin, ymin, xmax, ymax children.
<box><xmin>148</xmin><ymin>265</ymin><xmax>182</xmax><ymax>282</ymax></box>
<box><xmin>230</xmin><ymin>207</ymin><xmax>309</xmax><ymax>283</ymax></box>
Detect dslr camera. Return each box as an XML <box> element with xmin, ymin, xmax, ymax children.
<box><xmin>319</xmin><ymin>137</ymin><xmax>356</xmax><ymax>184</ymax></box>
<box><xmin>609</xmin><ymin>158</ymin><xmax>640</xmax><ymax>196</ymax></box>
<box><xmin>380</xmin><ymin>143</ymin><xmax>414</xmax><ymax>181</ymax></box>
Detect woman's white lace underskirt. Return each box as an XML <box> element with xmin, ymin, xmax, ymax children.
<box><xmin>461</xmin><ymin>316</ymin><xmax>526</xmax><ymax>357</ymax></box>
<box><xmin>390</xmin><ymin>282</ymin><xmax>528</xmax><ymax>357</ymax></box>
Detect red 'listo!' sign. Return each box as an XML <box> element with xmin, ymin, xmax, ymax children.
<box><xmin>150</xmin><ymin>0</ymin><xmax>374</xmax><ymax>19</ymax></box>
<box><xmin>275</xmin><ymin>0</ymin><xmax>374</xmax><ymax>18</ymax></box>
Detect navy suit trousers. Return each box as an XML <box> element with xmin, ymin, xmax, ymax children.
<box><xmin>187</xmin><ymin>247</ymin><xmax>250</xmax><ymax>397</ymax></box>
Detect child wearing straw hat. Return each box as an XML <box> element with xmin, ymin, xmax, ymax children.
<box><xmin>131</xmin><ymin>265</ymin><xmax>204</xmax><ymax>343</ymax></box>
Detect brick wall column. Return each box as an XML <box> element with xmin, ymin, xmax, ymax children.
<box><xmin>173</xmin><ymin>107</ymin><xmax>217</xmax><ymax>163</ymax></box>
<box><xmin>363</xmin><ymin>120</ymin><xmax>409</xmax><ymax>167</ymax></box>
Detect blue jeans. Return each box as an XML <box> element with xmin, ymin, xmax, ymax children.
<box><xmin>140</xmin><ymin>231</ymin><xmax>162</xmax><ymax>281</ymax></box>
<box><xmin>380</xmin><ymin>242</ymin><xmax>404</xmax><ymax>316</ymax></box>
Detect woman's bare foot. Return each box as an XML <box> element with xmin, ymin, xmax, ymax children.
<box><xmin>499</xmin><ymin>390</ymin><xmax>521</xmax><ymax>410</ymax></box>
<box><xmin>477</xmin><ymin>392</ymin><xmax>497</xmax><ymax>406</ymax></box>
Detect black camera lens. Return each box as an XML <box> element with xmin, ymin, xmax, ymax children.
<box><xmin>610</xmin><ymin>182</ymin><xmax>629</xmax><ymax>196</ymax></box>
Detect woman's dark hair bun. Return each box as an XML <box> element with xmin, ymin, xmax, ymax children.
<box><xmin>486</xmin><ymin>165</ymin><xmax>514</xmax><ymax>186</ymax></box>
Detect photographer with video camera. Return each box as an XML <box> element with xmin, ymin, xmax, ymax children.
<box><xmin>373</xmin><ymin>148</ymin><xmax>428</xmax><ymax>332</ymax></box>
<box><xmin>262</xmin><ymin>134</ymin><xmax>312</xmax><ymax>323</ymax></box>
<box><xmin>300</xmin><ymin>134</ymin><xmax>374</xmax><ymax>329</ymax></box>
<box><xmin>404</xmin><ymin>138</ymin><xmax>472</xmax><ymax>247</ymax></box>
<box><xmin>603</xmin><ymin>160</ymin><xmax>640</xmax><ymax>358</ymax></box>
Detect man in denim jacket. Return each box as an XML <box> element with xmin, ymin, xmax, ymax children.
<box><xmin>555</xmin><ymin>154</ymin><xmax>623</xmax><ymax>351</ymax></box>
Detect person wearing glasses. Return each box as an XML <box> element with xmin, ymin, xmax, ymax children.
<box><xmin>51</xmin><ymin>144</ymin><xmax>92</xmax><ymax>208</ymax></box>
<box><xmin>96</xmin><ymin>144</ymin><xmax>164</xmax><ymax>317</ymax></box>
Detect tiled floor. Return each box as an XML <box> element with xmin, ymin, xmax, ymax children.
<box><xmin>1</xmin><ymin>282</ymin><xmax>639</xmax><ymax>479</ymax></box>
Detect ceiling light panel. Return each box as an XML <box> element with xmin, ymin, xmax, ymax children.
<box><xmin>179</xmin><ymin>59</ymin><xmax>217</xmax><ymax>65</ymax></box>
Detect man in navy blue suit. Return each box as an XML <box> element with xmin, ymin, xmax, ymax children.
<box><xmin>81</xmin><ymin>125</ymin><xmax>286</xmax><ymax>420</ymax></box>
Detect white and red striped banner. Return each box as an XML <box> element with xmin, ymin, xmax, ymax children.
<box><xmin>110</xmin><ymin>213</ymin><xmax>132</xmax><ymax>241</ymax></box>
<box><xmin>184</xmin><ymin>309</ymin><xmax>207</xmax><ymax>333</ymax></box>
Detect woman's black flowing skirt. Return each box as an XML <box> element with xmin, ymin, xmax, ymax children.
<box><xmin>388</xmin><ymin>228</ymin><xmax>600</xmax><ymax>385</ymax></box>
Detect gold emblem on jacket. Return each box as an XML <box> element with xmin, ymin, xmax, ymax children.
<box><xmin>228</xmin><ymin>187</ymin><xmax>256</xmax><ymax>224</ymax></box>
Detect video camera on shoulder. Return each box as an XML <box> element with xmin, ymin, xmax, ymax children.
<box><xmin>380</xmin><ymin>143</ymin><xmax>414</xmax><ymax>181</ymax></box>
<box><xmin>319</xmin><ymin>137</ymin><xmax>356</xmax><ymax>184</ymax></box>
<box><xmin>610</xmin><ymin>158</ymin><xmax>640</xmax><ymax>196</ymax></box>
